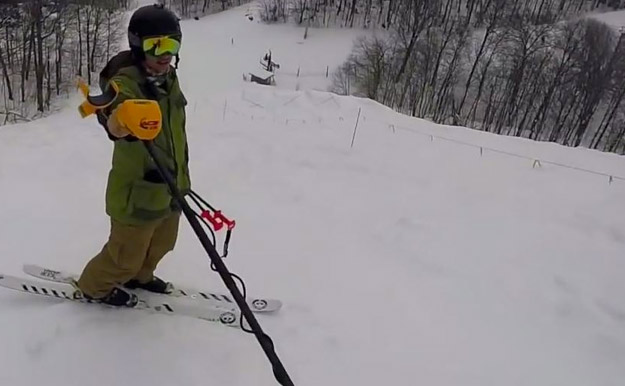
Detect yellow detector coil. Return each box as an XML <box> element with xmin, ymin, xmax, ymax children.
<box><xmin>115</xmin><ymin>99</ymin><xmax>162</xmax><ymax>141</ymax></box>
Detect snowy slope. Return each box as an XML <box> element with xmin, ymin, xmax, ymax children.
<box><xmin>1</xmin><ymin>4</ymin><xmax>625</xmax><ymax>386</ymax></box>
<box><xmin>589</xmin><ymin>9</ymin><xmax>625</xmax><ymax>28</ymax></box>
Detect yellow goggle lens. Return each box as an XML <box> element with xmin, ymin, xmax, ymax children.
<box><xmin>142</xmin><ymin>36</ymin><xmax>181</xmax><ymax>56</ymax></box>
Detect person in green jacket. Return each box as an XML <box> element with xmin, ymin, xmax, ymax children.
<box><xmin>75</xmin><ymin>4</ymin><xmax>190</xmax><ymax>307</ymax></box>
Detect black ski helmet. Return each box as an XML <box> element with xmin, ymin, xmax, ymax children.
<box><xmin>128</xmin><ymin>4</ymin><xmax>182</xmax><ymax>64</ymax></box>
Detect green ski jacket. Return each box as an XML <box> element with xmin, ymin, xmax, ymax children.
<box><xmin>97</xmin><ymin>51</ymin><xmax>191</xmax><ymax>225</ymax></box>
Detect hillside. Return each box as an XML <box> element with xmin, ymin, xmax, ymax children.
<box><xmin>0</xmin><ymin>4</ymin><xmax>624</xmax><ymax>386</ymax></box>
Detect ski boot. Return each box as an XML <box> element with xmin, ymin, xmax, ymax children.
<box><xmin>73</xmin><ymin>285</ymin><xmax>138</xmax><ymax>307</ymax></box>
<box><xmin>124</xmin><ymin>276</ymin><xmax>173</xmax><ymax>294</ymax></box>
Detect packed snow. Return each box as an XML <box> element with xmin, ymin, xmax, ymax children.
<box><xmin>1</xmin><ymin>3</ymin><xmax>625</xmax><ymax>386</ymax></box>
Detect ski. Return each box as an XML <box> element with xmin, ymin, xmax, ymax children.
<box><xmin>0</xmin><ymin>273</ymin><xmax>242</xmax><ymax>327</ymax></box>
<box><xmin>23</xmin><ymin>264</ymin><xmax>281</xmax><ymax>313</ymax></box>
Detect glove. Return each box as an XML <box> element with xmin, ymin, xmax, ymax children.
<box><xmin>105</xmin><ymin>99</ymin><xmax>162</xmax><ymax>141</ymax></box>
<box><xmin>106</xmin><ymin>104</ymin><xmax>131</xmax><ymax>138</ymax></box>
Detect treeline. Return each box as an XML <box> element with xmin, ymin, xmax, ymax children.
<box><xmin>259</xmin><ymin>0</ymin><xmax>625</xmax><ymax>28</ymax></box>
<box><xmin>0</xmin><ymin>0</ymin><xmax>251</xmax><ymax>125</ymax></box>
<box><xmin>0</xmin><ymin>0</ymin><xmax>130</xmax><ymax>124</ymax></box>
<box><xmin>328</xmin><ymin>0</ymin><xmax>625</xmax><ymax>154</ymax></box>
<box><xmin>157</xmin><ymin>0</ymin><xmax>252</xmax><ymax>19</ymax></box>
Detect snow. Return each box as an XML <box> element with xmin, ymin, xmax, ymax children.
<box><xmin>588</xmin><ymin>9</ymin><xmax>625</xmax><ymax>29</ymax></box>
<box><xmin>1</xmin><ymin>3</ymin><xmax>625</xmax><ymax>386</ymax></box>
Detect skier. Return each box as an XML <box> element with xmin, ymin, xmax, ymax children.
<box><xmin>75</xmin><ymin>4</ymin><xmax>191</xmax><ymax>306</ymax></box>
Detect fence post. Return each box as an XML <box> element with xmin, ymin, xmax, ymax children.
<box><xmin>350</xmin><ymin>107</ymin><xmax>362</xmax><ymax>149</ymax></box>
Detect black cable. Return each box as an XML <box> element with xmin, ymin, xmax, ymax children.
<box><xmin>188</xmin><ymin>189</ymin><xmax>216</xmax><ymax>211</ymax></box>
<box><xmin>193</xmin><ymin>208</ymin><xmax>217</xmax><ymax>246</ymax></box>
<box><xmin>187</xmin><ymin>191</ymin><xmax>206</xmax><ymax>211</ymax></box>
<box><xmin>145</xmin><ymin>143</ymin><xmax>292</xmax><ymax>384</ymax></box>
<box><xmin>186</xmin><ymin>190</ymin><xmax>252</xmax><ymax>332</ymax></box>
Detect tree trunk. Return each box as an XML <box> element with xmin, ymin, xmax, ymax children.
<box><xmin>34</xmin><ymin>1</ymin><xmax>45</xmax><ymax>112</ymax></box>
<box><xmin>45</xmin><ymin>46</ymin><xmax>51</xmax><ymax>109</ymax></box>
<box><xmin>55</xmin><ymin>19</ymin><xmax>65</xmax><ymax>96</ymax></box>
<box><xmin>0</xmin><ymin>45</ymin><xmax>13</xmax><ymax>101</ymax></box>
<box><xmin>90</xmin><ymin>8</ymin><xmax>101</xmax><ymax>77</ymax></box>
<box><xmin>20</xmin><ymin>25</ymin><xmax>28</xmax><ymax>103</ymax></box>
<box><xmin>78</xmin><ymin>7</ymin><xmax>83</xmax><ymax>77</ymax></box>
<box><xmin>86</xmin><ymin>8</ymin><xmax>91</xmax><ymax>84</ymax></box>
<box><xmin>467</xmin><ymin>56</ymin><xmax>493</xmax><ymax>126</ymax></box>
<box><xmin>591</xmin><ymin>85</ymin><xmax>625</xmax><ymax>148</ymax></box>
<box><xmin>349</xmin><ymin>0</ymin><xmax>357</xmax><ymax>28</ymax></box>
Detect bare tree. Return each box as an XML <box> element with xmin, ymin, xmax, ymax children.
<box><xmin>565</xmin><ymin>19</ymin><xmax>617</xmax><ymax>146</ymax></box>
<box><xmin>0</xmin><ymin>0</ymin><xmax>128</xmax><ymax>124</ymax></box>
<box><xmin>457</xmin><ymin>0</ymin><xmax>503</xmax><ymax>119</ymax></box>
<box><xmin>331</xmin><ymin>0</ymin><xmax>625</xmax><ymax>154</ymax></box>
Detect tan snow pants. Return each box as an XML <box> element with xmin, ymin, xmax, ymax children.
<box><xmin>76</xmin><ymin>211</ymin><xmax>181</xmax><ymax>298</ymax></box>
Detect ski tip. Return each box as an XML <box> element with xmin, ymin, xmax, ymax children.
<box><xmin>22</xmin><ymin>264</ymin><xmax>41</xmax><ymax>273</ymax></box>
<box><xmin>219</xmin><ymin>311</ymin><xmax>239</xmax><ymax>326</ymax></box>
<box><xmin>250</xmin><ymin>298</ymin><xmax>282</xmax><ymax>312</ymax></box>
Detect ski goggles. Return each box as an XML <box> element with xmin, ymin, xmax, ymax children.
<box><xmin>142</xmin><ymin>35</ymin><xmax>181</xmax><ymax>57</ymax></box>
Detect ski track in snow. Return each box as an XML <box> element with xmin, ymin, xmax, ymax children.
<box><xmin>1</xmin><ymin>4</ymin><xmax>625</xmax><ymax>386</ymax></box>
